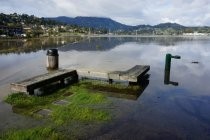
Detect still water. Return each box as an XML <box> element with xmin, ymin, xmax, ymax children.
<box><xmin>1</xmin><ymin>36</ymin><xmax>210</xmax><ymax>139</ymax></box>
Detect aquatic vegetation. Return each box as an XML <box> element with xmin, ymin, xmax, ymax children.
<box><xmin>51</xmin><ymin>104</ymin><xmax>110</xmax><ymax>125</ymax></box>
<box><xmin>4</xmin><ymin>80</ymin><xmax>139</xmax><ymax>139</ymax></box>
<box><xmin>51</xmin><ymin>86</ymin><xmax>111</xmax><ymax>125</ymax></box>
<box><xmin>0</xmin><ymin>127</ymin><xmax>62</xmax><ymax>140</ymax></box>
<box><xmin>80</xmin><ymin>79</ymin><xmax>141</xmax><ymax>94</ymax></box>
<box><xmin>5</xmin><ymin>82</ymin><xmax>111</xmax><ymax>123</ymax></box>
<box><xmin>5</xmin><ymin>88</ymin><xmax>69</xmax><ymax>116</ymax></box>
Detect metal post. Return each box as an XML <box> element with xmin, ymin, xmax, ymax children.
<box><xmin>164</xmin><ymin>53</ymin><xmax>181</xmax><ymax>86</ymax></box>
<box><xmin>165</xmin><ymin>53</ymin><xmax>171</xmax><ymax>71</ymax></box>
<box><xmin>46</xmin><ymin>49</ymin><xmax>59</xmax><ymax>70</ymax></box>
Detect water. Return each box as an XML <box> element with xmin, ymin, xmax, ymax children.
<box><xmin>1</xmin><ymin>36</ymin><xmax>210</xmax><ymax>139</ymax></box>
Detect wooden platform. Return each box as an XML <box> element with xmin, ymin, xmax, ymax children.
<box><xmin>11</xmin><ymin>69</ymin><xmax>78</xmax><ymax>95</ymax></box>
<box><xmin>11</xmin><ymin>65</ymin><xmax>150</xmax><ymax>95</ymax></box>
<box><xmin>78</xmin><ymin>65</ymin><xmax>150</xmax><ymax>82</ymax></box>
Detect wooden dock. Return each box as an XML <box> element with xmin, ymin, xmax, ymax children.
<box><xmin>11</xmin><ymin>65</ymin><xmax>150</xmax><ymax>95</ymax></box>
<box><xmin>11</xmin><ymin>69</ymin><xmax>78</xmax><ymax>95</ymax></box>
<box><xmin>78</xmin><ymin>65</ymin><xmax>150</xmax><ymax>82</ymax></box>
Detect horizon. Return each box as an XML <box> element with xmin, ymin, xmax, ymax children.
<box><xmin>1</xmin><ymin>0</ymin><xmax>210</xmax><ymax>26</ymax></box>
<box><xmin>2</xmin><ymin>12</ymin><xmax>210</xmax><ymax>27</ymax></box>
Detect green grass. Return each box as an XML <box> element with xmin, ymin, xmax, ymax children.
<box><xmin>5</xmin><ymin>88</ymin><xmax>70</xmax><ymax>116</ymax></box>
<box><xmin>80</xmin><ymin>79</ymin><xmax>141</xmax><ymax>94</ymax></box>
<box><xmin>5</xmin><ymin>82</ymin><xmax>111</xmax><ymax>124</ymax></box>
<box><xmin>1</xmin><ymin>127</ymin><xmax>62</xmax><ymax>140</ymax></box>
<box><xmin>4</xmin><ymin>81</ymin><xmax>119</xmax><ymax>139</ymax></box>
<box><xmin>51</xmin><ymin>104</ymin><xmax>110</xmax><ymax>125</ymax></box>
<box><xmin>68</xmin><ymin>86</ymin><xmax>107</xmax><ymax>105</ymax></box>
<box><xmin>51</xmin><ymin>85</ymin><xmax>111</xmax><ymax>125</ymax></box>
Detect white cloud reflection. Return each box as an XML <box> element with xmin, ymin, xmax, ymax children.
<box><xmin>57</xmin><ymin>37</ymin><xmax>210</xmax><ymax>96</ymax></box>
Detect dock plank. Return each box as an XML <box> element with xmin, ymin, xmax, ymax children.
<box><xmin>121</xmin><ymin>65</ymin><xmax>150</xmax><ymax>82</ymax></box>
<box><xmin>77</xmin><ymin>70</ymin><xmax>108</xmax><ymax>79</ymax></box>
<box><xmin>79</xmin><ymin>65</ymin><xmax>150</xmax><ymax>82</ymax></box>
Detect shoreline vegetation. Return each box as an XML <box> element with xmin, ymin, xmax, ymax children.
<box><xmin>1</xmin><ymin>33</ymin><xmax>210</xmax><ymax>41</ymax></box>
<box><xmin>2</xmin><ymin>80</ymin><xmax>143</xmax><ymax>139</ymax></box>
<box><xmin>5</xmin><ymin>81</ymin><xmax>112</xmax><ymax>122</ymax></box>
<box><xmin>2</xmin><ymin>80</ymin><xmax>116</xmax><ymax>139</ymax></box>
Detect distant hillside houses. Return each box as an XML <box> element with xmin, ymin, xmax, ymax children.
<box><xmin>183</xmin><ymin>32</ymin><xmax>209</xmax><ymax>36</ymax></box>
<box><xmin>0</xmin><ymin>25</ymin><xmax>24</xmax><ymax>37</ymax></box>
<box><xmin>1</xmin><ymin>13</ymin><xmax>210</xmax><ymax>38</ymax></box>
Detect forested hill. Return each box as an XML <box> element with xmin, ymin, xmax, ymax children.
<box><xmin>46</xmin><ymin>16</ymin><xmax>132</xmax><ymax>30</ymax></box>
<box><xmin>47</xmin><ymin>16</ymin><xmax>188</xmax><ymax>31</ymax></box>
<box><xmin>1</xmin><ymin>13</ymin><xmax>210</xmax><ymax>37</ymax></box>
<box><xmin>0</xmin><ymin>13</ymin><xmax>61</xmax><ymax>27</ymax></box>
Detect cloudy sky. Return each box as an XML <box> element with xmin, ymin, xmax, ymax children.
<box><xmin>1</xmin><ymin>0</ymin><xmax>210</xmax><ymax>26</ymax></box>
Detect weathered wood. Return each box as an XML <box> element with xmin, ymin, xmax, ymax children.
<box><xmin>77</xmin><ymin>70</ymin><xmax>108</xmax><ymax>79</ymax></box>
<box><xmin>10</xmin><ymin>65</ymin><xmax>150</xmax><ymax>95</ymax></box>
<box><xmin>119</xmin><ymin>65</ymin><xmax>150</xmax><ymax>82</ymax></box>
<box><xmin>11</xmin><ymin>69</ymin><xmax>78</xmax><ymax>95</ymax></box>
<box><xmin>79</xmin><ymin>65</ymin><xmax>150</xmax><ymax>82</ymax></box>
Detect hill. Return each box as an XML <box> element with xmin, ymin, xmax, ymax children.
<box><xmin>48</xmin><ymin>16</ymin><xmax>189</xmax><ymax>31</ymax></box>
<box><xmin>46</xmin><ymin>16</ymin><xmax>132</xmax><ymax>31</ymax></box>
<box><xmin>1</xmin><ymin>13</ymin><xmax>209</xmax><ymax>37</ymax></box>
<box><xmin>154</xmin><ymin>22</ymin><xmax>186</xmax><ymax>29</ymax></box>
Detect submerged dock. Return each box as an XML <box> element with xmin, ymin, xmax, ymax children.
<box><xmin>11</xmin><ymin>65</ymin><xmax>150</xmax><ymax>95</ymax></box>
<box><xmin>78</xmin><ymin>65</ymin><xmax>150</xmax><ymax>82</ymax></box>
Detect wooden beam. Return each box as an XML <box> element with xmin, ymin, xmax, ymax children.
<box><xmin>79</xmin><ymin>65</ymin><xmax>150</xmax><ymax>82</ymax></box>
<box><xmin>11</xmin><ymin>69</ymin><xmax>78</xmax><ymax>95</ymax></box>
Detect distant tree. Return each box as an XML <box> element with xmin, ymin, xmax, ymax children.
<box><xmin>184</xmin><ymin>28</ymin><xmax>194</xmax><ymax>33</ymax></box>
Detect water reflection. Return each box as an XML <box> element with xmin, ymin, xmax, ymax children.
<box><xmin>60</xmin><ymin>37</ymin><xmax>125</xmax><ymax>51</ymax></box>
<box><xmin>83</xmin><ymin>75</ymin><xmax>149</xmax><ymax>101</ymax></box>
<box><xmin>1</xmin><ymin>36</ymin><xmax>210</xmax><ymax>139</ymax></box>
<box><xmin>1</xmin><ymin>36</ymin><xmax>209</xmax><ymax>54</ymax></box>
<box><xmin>105</xmin><ymin>80</ymin><xmax>149</xmax><ymax>100</ymax></box>
<box><xmin>59</xmin><ymin>36</ymin><xmax>210</xmax><ymax>52</ymax></box>
<box><xmin>0</xmin><ymin>36</ymin><xmax>82</xmax><ymax>54</ymax></box>
<box><xmin>164</xmin><ymin>71</ymin><xmax>178</xmax><ymax>86</ymax></box>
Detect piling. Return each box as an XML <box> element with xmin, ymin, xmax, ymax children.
<box><xmin>165</xmin><ymin>53</ymin><xmax>181</xmax><ymax>71</ymax></box>
<box><xmin>164</xmin><ymin>53</ymin><xmax>181</xmax><ymax>86</ymax></box>
<box><xmin>165</xmin><ymin>54</ymin><xmax>172</xmax><ymax>71</ymax></box>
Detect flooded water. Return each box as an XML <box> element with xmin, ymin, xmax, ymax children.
<box><xmin>1</xmin><ymin>36</ymin><xmax>210</xmax><ymax>139</ymax></box>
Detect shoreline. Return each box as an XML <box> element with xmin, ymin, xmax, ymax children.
<box><xmin>0</xmin><ymin>34</ymin><xmax>83</xmax><ymax>41</ymax></box>
<box><xmin>84</xmin><ymin>34</ymin><xmax>210</xmax><ymax>38</ymax></box>
<box><xmin>1</xmin><ymin>34</ymin><xmax>210</xmax><ymax>41</ymax></box>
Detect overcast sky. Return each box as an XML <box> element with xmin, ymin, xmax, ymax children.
<box><xmin>1</xmin><ymin>0</ymin><xmax>210</xmax><ymax>26</ymax></box>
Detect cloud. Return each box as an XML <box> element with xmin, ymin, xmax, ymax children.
<box><xmin>0</xmin><ymin>0</ymin><xmax>210</xmax><ymax>26</ymax></box>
